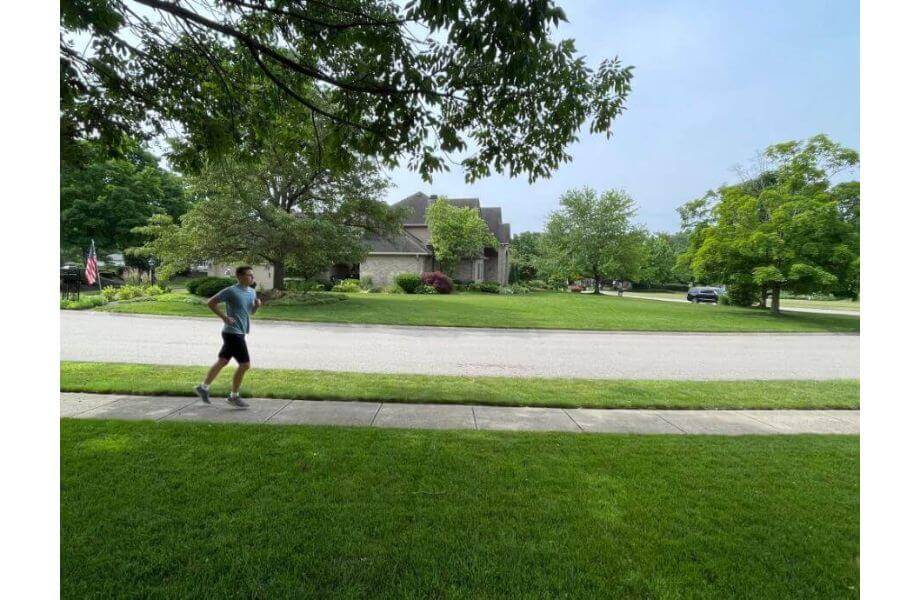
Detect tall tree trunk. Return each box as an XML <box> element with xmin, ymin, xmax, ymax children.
<box><xmin>593</xmin><ymin>269</ymin><xmax>601</xmax><ymax>294</ymax></box>
<box><xmin>771</xmin><ymin>283</ymin><xmax>781</xmax><ymax>314</ymax></box>
<box><xmin>272</xmin><ymin>259</ymin><xmax>286</xmax><ymax>291</ymax></box>
<box><xmin>760</xmin><ymin>286</ymin><xmax>768</xmax><ymax>308</ymax></box>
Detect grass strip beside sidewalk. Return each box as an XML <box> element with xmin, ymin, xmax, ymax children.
<box><xmin>97</xmin><ymin>290</ymin><xmax>860</xmax><ymax>332</ymax></box>
<box><xmin>61</xmin><ymin>361</ymin><xmax>859</xmax><ymax>410</ymax></box>
<box><xmin>62</xmin><ymin>419</ymin><xmax>859</xmax><ymax>598</ymax></box>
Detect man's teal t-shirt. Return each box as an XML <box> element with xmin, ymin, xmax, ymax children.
<box><xmin>215</xmin><ymin>284</ymin><xmax>257</xmax><ymax>335</ymax></box>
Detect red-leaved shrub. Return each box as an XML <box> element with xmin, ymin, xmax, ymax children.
<box><xmin>569</xmin><ymin>285</ymin><xmax>584</xmax><ymax>293</ymax></box>
<box><xmin>421</xmin><ymin>271</ymin><xmax>453</xmax><ymax>294</ymax></box>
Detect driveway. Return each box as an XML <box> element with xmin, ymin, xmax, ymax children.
<box><xmin>61</xmin><ymin>312</ymin><xmax>859</xmax><ymax>380</ymax></box>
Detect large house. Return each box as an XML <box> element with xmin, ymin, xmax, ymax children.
<box><xmin>356</xmin><ymin>192</ymin><xmax>512</xmax><ymax>287</ymax></box>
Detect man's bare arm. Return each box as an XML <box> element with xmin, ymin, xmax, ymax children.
<box><xmin>251</xmin><ymin>297</ymin><xmax>262</xmax><ymax>315</ymax></box>
<box><xmin>207</xmin><ymin>295</ymin><xmax>235</xmax><ymax>327</ymax></box>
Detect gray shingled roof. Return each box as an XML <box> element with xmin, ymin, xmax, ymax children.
<box><xmin>363</xmin><ymin>230</ymin><xmax>431</xmax><ymax>254</ymax></box>
<box><xmin>393</xmin><ymin>193</ymin><xmax>484</xmax><ymax>224</ymax></box>
<box><xmin>376</xmin><ymin>193</ymin><xmax>509</xmax><ymax>253</ymax></box>
<box><xmin>446</xmin><ymin>198</ymin><xmax>481</xmax><ymax>211</ymax></box>
<box><xmin>479</xmin><ymin>207</ymin><xmax>503</xmax><ymax>240</ymax></box>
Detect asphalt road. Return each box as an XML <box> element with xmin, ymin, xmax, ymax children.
<box><xmin>61</xmin><ymin>312</ymin><xmax>859</xmax><ymax>380</ymax></box>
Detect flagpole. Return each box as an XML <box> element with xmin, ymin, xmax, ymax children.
<box><xmin>95</xmin><ymin>241</ymin><xmax>102</xmax><ymax>292</ymax></box>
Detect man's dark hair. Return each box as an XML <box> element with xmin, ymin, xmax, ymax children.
<box><xmin>236</xmin><ymin>265</ymin><xmax>253</xmax><ymax>276</ymax></box>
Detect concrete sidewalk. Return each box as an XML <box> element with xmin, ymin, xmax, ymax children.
<box><xmin>62</xmin><ymin>393</ymin><xmax>859</xmax><ymax>435</ymax></box>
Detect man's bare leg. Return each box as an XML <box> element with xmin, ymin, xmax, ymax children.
<box><xmin>227</xmin><ymin>362</ymin><xmax>251</xmax><ymax>407</ymax></box>
<box><xmin>194</xmin><ymin>358</ymin><xmax>229</xmax><ymax>403</ymax></box>
<box><xmin>204</xmin><ymin>358</ymin><xmax>230</xmax><ymax>385</ymax></box>
<box><xmin>231</xmin><ymin>362</ymin><xmax>250</xmax><ymax>394</ymax></box>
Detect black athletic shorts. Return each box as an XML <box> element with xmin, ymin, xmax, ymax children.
<box><xmin>218</xmin><ymin>332</ymin><xmax>250</xmax><ymax>363</ymax></box>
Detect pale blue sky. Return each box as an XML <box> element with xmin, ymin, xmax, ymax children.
<box><xmin>386</xmin><ymin>0</ymin><xmax>860</xmax><ymax>234</ymax></box>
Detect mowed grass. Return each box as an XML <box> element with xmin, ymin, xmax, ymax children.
<box><xmin>62</xmin><ymin>419</ymin><xmax>859</xmax><ymax>598</ymax></box>
<box><xmin>100</xmin><ymin>290</ymin><xmax>859</xmax><ymax>332</ymax></box>
<box><xmin>772</xmin><ymin>298</ymin><xmax>860</xmax><ymax>311</ymax></box>
<box><xmin>625</xmin><ymin>291</ymin><xmax>860</xmax><ymax>312</ymax></box>
<box><xmin>61</xmin><ymin>361</ymin><xmax>860</xmax><ymax>410</ymax></box>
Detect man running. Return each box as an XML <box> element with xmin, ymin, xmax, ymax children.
<box><xmin>194</xmin><ymin>266</ymin><xmax>261</xmax><ymax>407</ymax></box>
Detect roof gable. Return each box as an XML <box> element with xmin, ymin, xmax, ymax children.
<box><xmin>363</xmin><ymin>229</ymin><xmax>430</xmax><ymax>254</ymax></box>
<box><xmin>393</xmin><ymin>192</ymin><xmax>431</xmax><ymax>224</ymax></box>
<box><xmin>479</xmin><ymin>207</ymin><xmax>503</xmax><ymax>239</ymax></box>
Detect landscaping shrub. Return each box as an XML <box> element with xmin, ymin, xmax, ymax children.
<box><xmin>394</xmin><ymin>272</ymin><xmax>422</xmax><ymax>294</ymax></box>
<box><xmin>116</xmin><ymin>284</ymin><xmax>147</xmax><ymax>301</ymax></box>
<box><xmin>144</xmin><ymin>284</ymin><xmax>166</xmax><ymax>296</ymax></box>
<box><xmin>568</xmin><ymin>285</ymin><xmax>584</xmax><ymax>293</ymax></box>
<box><xmin>285</xmin><ymin>279</ymin><xmax>329</xmax><ymax>292</ymax></box>
<box><xmin>383</xmin><ymin>283</ymin><xmax>405</xmax><ymax>294</ymax></box>
<box><xmin>191</xmin><ymin>277</ymin><xmax>236</xmax><ymax>297</ymax></box>
<box><xmin>510</xmin><ymin>284</ymin><xmax>531</xmax><ymax>294</ymax></box>
<box><xmin>420</xmin><ymin>271</ymin><xmax>453</xmax><ymax>294</ymax></box>
<box><xmin>546</xmin><ymin>275</ymin><xmax>568</xmax><ymax>290</ymax></box>
<box><xmin>186</xmin><ymin>278</ymin><xmax>204</xmax><ymax>294</ymax></box>
<box><xmin>499</xmin><ymin>285</ymin><xmax>514</xmax><ymax>295</ymax></box>
<box><xmin>469</xmin><ymin>281</ymin><xmax>500</xmax><ymax>293</ymax></box>
<box><xmin>101</xmin><ymin>286</ymin><xmax>120</xmax><ymax>302</ymax></box>
<box><xmin>59</xmin><ymin>295</ymin><xmax>108</xmax><ymax>310</ymax></box>
<box><xmin>525</xmin><ymin>279</ymin><xmax>547</xmax><ymax>291</ymax></box>
<box><xmin>727</xmin><ymin>282</ymin><xmax>757</xmax><ymax>307</ymax></box>
<box><xmin>359</xmin><ymin>275</ymin><xmax>374</xmax><ymax>291</ymax></box>
<box><xmin>154</xmin><ymin>292</ymin><xmax>202</xmax><ymax>303</ymax></box>
<box><xmin>415</xmin><ymin>284</ymin><xmax>438</xmax><ymax>294</ymax></box>
<box><xmin>331</xmin><ymin>279</ymin><xmax>362</xmax><ymax>293</ymax></box>
<box><xmin>260</xmin><ymin>291</ymin><xmax>347</xmax><ymax>305</ymax></box>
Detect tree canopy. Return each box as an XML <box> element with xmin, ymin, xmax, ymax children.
<box><xmin>509</xmin><ymin>231</ymin><xmax>542</xmax><ymax>281</ymax></box>
<box><xmin>60</xmin><ymin>140</ymin><xmax>190</xmax><ymax>256</ymax></box>
<box><xmin>424</xmin><ymin>198</ymin><xmax>497</xmax><ymax>276</ymax></box>
<box><xmin>680</xmin><ymin>134</ymin><xmax>860</xmax><ymax>311</ymax></box>
<box><xmin>61</xmin><ymin>0</ymin><xmax>633</xmax><ymax>182</ymax></box>
<box><xmin>541</xmin><ymin>187</ymin><xmax>646</xmax><ymax>294</ymax></box>
<box><xmin>132</xmin><ymin>153</ymin><xmax>400</xmax><ymax>288</ymax></box>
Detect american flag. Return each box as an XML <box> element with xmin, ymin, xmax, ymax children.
<box><xmin>85</xmin><ymin>239</ymin><xmax>98</xmax><ymax>286</ymax></box>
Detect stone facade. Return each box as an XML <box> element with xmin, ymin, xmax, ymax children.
<box><xmin>450</xmin><ymin>258</ymin><xmax>485</xmax><ymax>282</ymax></box>
<box><xmin>362</xmin><ymin>192</ymin><xmax>512</xmax><ymax>286</ymax></box>
<box><xmin>359</xmin><ymin>254</ymin><xmax>430</xmax><ymax>288</ymax></box>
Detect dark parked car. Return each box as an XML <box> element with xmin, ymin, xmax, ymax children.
<box><xmin>687</xmin><ymin>287</ymin><xmax>720</xmax><ymax>303</ymax></box>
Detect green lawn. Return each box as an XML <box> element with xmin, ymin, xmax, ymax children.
<box><xmin>626</xmin><ymin>291</ymin><xmax>861</xmax><ymax>312</ymax></box>
<box><xmin>773</xmin><ymin>298</ymin><xmax>861</xmax><ymax>311</ymax></box>
<box><xmin>62</xmin><ymin>361</ymin><xmax>860</xmax><ymax>410</ymax></box>
<box><xmin>98</xmin><ymin>290</ymin><xmax>859</xmax><ymax>332</ymax></box>
<box><xmin>61</xmin><ymin>419</ymin><xmax>859</xmax><ymax>598</ymax></box>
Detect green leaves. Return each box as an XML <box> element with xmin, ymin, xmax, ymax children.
<box><xmin>61</xmin><ymin>0</ymin><xmax>632</xmax><ymax>182</ymax></box>
<box><xmin>542</xmin><ymin>188</ymin><xmax>645</xmax><ymax>288</ymax></box>
<box><xmin>425</xmin><ymin>198</ymin><xmax>497</xmax><ymax>276</ymax></box>
<box><xmin>60</xmin><ymin>139</ymin><xmax>190</xmax><ymax>255</ymax></box>
<box><xmin>680</xmin><ymin>135</ymin><xmax>860</xmax><ymax>299</ymax></box>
